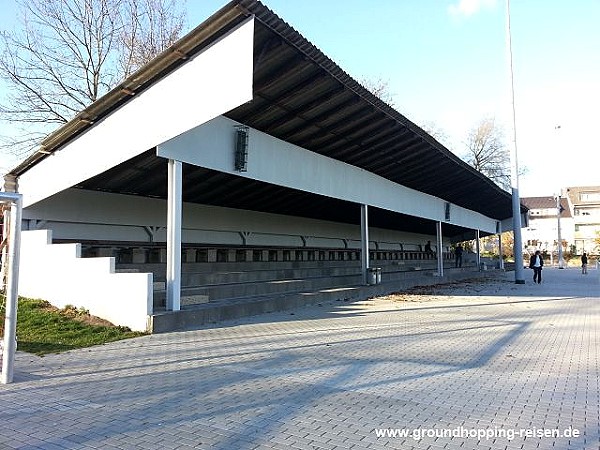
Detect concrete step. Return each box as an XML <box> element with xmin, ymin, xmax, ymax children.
<box><xmin>154</xmin><ymin>272</ymin><xmax>364</xmax><ymax>307</ymax></box>
<box><xmin>174</xmin><ymin>266</ymin><xmax>363</xmax><ymax>285</ymax></box>
<box><xmin>149</xmin><ymin>268</ymin><xmax>497</xmax><ymax>333</ymax></box>
<box><xmin>152</xmin><ymin>262</ymin><xmax>471</xmax><ymax>307</ymax></box>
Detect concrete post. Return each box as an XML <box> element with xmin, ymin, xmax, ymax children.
<box><xmin>227</xmin><ymin>249</ymin><xmax>236</xmax><ymax>263</ymax></box>
<box><xmin>184</xmin><ymin>249</ymin><xmax>197</xmax><ymax>263</ymax></box>
<box><xmin>97</xmin><ymin>247</ymin><xmax>117</xmax><ymax>258</ymax></box>
<box><xmin>207</xmin><ymin>249</ymin><xmax>217</xmax><ymax>263</ymax></box>
<box><xmin>158</xmin><ymin>248</ymin><xmax>168</xmax><ymax>263</ymax></box>
<box><xmin>132</xmin><ymin>248</ymin><xmax>147</xmax><ymax>264</ymax></box>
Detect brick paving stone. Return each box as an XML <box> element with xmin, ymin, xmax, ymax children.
<box><xmin>1</xmin><ymin>269</ymin><xmax>599</xmax><ymax>449</ymax></box>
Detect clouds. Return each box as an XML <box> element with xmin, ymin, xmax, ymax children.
<box><xmin>448</xmin><ymin>0</ymin><xmax>498</xmax><ymax>18</ymax></box>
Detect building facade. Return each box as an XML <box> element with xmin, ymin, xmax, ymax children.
<box><xmin>521</xmin><ymin>196</ymin><xmax>573</xmax><ymax>261</ymax></box>
<box><xmin>565</xmin><ymin>186</ymin><xmax>600</xmax><ymax>255</ymax></box>
<box><xmin>522</xmin><ymin>185</ymin><xmax>600</xmax><ymax>261</ymax></box>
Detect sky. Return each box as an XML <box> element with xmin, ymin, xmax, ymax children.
<box><xmin>0</xmin><ymin>0</ymin><xmax>598</xmax><ymax>198</ymax></box>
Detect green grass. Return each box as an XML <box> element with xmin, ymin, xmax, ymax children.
<box><xmin>0</xmin><ymin>297</ymin><xmax>146</xmax><ymax>355</ymax></box>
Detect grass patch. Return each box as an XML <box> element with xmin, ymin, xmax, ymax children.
<box><xmin>1</xmin><ymin>297</ymin><xmax>146</xmax><ymax>356</ymax></box>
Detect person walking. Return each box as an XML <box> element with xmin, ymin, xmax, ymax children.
<box><xmin>424</xmin><ymin>240</ymin><xmax>434</xmax><ymax>258</ymax></box>
<box><xmin>454</xmin><ymin>244</ymin><xmax>463</xmax><ymax>268</ymax></box>
<box><xmin>529</xmin><ymin>250</ymin><xmax>544</xmax><ymax>284</ymax></box>
<box><xmin>581</xmin><ymin>252</ymin><xmax>588</xmax><ymax>275</ymax></box>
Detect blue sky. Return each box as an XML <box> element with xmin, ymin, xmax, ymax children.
<box><xmin>1</xmin><ymin>0</ymin><xmax>599</xmax><ymax>197</ymax></box>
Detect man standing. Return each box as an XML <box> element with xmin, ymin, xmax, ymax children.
<box><xmin>581</xmin><ymin>252</ymin><xmax>588</xmax><ymax>274</ymax></box>
<box><xmin>424</xmin><ymin>240</ymin><xmax>434</xmax><ymax>258</ymax></box>
<box><xmin>454</xmin><ymin>244</ymin><xmax>463</xmax><ymax>268</ymax></box>
<box><xmin>529</xmin><ymin>250</ymin><xmax>544</xmax><ymax>284</ymax></box>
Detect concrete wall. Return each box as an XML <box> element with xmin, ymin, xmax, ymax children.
<box><xmin>23</xmin><ymin>188</ymin><xmax>452</xmax><ymax>250</ymax></box>
<box><xmin>18</xmin><ymin>229</ymin><xmax>152</xmax><ymax>331</ymax></box>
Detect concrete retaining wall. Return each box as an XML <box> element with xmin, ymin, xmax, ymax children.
<box><xmin>18</xmin><ymin>230</ymin><xmax>153</xmax><ymax>332</ymax></box>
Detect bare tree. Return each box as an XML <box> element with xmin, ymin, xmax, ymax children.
<box><xmin>420</xmin><ymin>121</ymin><xmax>450</xmax><ymax>147</ymax></box>
<box><xmin>462</xmin><ymin>118</ymin><xmax>511</xmax><ymax>191</ymax></box>
<box><xmin>119</xmin><ymin>0</ymin><xmax>185</xmax><ymax>77</ymax></box>
<box><xmin>0</xmin><ymin>0</ymin><xmax>186</xmax><ymax>158</ymax></box>
<box><xmin>359</xmin><ymin>77</ymin><xmax>396</xmax><ymax>107</ymax></box>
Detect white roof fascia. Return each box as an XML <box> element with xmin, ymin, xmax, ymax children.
<box><xmin>17</xmin><ymin>17</ymin><xmax>255</xmax><ymax>209</ymax></box>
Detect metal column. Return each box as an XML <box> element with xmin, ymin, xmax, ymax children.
<box><xmin>498</xmin><ymin>223</ymin><xmax>505</xmax><ymax>270</ymax></box>
<box><xmin>166</xmin><ymin>159</ymin><xmax>182</xmax><ymax>311</ymax></box>
<box><xmin>475</xmin><ymin>229</ymin><xmax>481</xmax><ymax>270</ymax></box>
<box><xmin>360</xmin><ymin>204</ymin><xmax>369</xmax><ymax>285</ymax></box>
<box><xmin>556</xmin><ymin>195</ymin><xmax>565</xmax><ymax>269</ymax></box>
<box><xmin>506</xmin><ymin>0</ymin><xmax>525</xmax><ymax>284</ymax></box>
<box><xmin>436</xmin><ymin>221</ymin><xmax>444</xmax><ymax>277</ymax></box>
<box><xmin>1</xmin><ymin>192</ymin><xmax>22</xmax><ymax>384</ymax></box>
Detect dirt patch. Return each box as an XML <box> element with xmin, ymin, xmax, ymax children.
<box><xmin>42</xmin><ymin>302</ymin><xmax>119</xmax><ymax>328</ymax></box>
<box><xmin>64</xmin><ymin>310</ymin><xmax>116</xmax><ymax>328</ymax></box>
<box><xmin>380</xmin><ymin>277</ymin><xmax>510</xmax><ymax>303</ymax></box>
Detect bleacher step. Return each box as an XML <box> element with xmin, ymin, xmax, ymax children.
<box><xmin>149</xmin><ymin>268</ymin><xmax>495</xmax><ymax>333</ymax></box>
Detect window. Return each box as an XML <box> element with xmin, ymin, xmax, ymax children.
<box><xmin>581</xmin><ymin>192</ymin><xmax>600</xmax><ymax>202</ymax></box>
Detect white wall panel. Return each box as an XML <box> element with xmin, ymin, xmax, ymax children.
<box><xmin>18</xmin><ymin>230</ymin><xmax>152</xmax><ymax>331</ymax></box>
<box><xmin>158</xmin><ymin>116</ymin><xmax>500</xmax><ymax>233</ymax></box>
<box><xmin>18</xmin><ymin>19</ymin><xmax>254</xmax><ymax>208</ymax></box>
<box><xmin>23</xmin><ymin>189</ymin><xmax>449</xmax><ymax>248</ymax></box>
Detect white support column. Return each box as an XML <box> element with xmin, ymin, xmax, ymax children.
<box><xmin>166</xmin><ymin>159</ymin><xmax>182</xmax><ymax>311</ymax></box>
<box><xmin>436</xmin><ymin>221</ymin><xmax>444</xmax><ymax>277</ymax></box>
<box><xmin>360</xmin><ymin>204</ymin><xmax>370</xmax><ymax>285</ymax></box>
<box><xmin>475</xmin><ymin>229</ymin><xmax>481</xmax><ymax>270</ymax></box>
<box><xmin>1</xmin><ymin>193</ymin><xmax>23</xmax><ymax>384</ymax></box>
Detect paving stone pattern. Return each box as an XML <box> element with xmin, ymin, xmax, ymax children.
<box><xmin>1</xmin><ymin>267</ymin><xmax>599</xmax><ymax>449</ymax></box>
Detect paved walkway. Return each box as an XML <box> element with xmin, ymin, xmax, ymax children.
<box><xmin>1</xmin><ymin>267</ymin><xmax>599</xmax><ymax>450</ymax></box>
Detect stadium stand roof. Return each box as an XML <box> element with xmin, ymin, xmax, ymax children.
<box><xmin>7</xmin><ymin>0</ymin><xmax>526</xmax><ymax>238</ymax></box>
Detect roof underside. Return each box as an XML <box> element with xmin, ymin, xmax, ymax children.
<box><xmin>15</xmin><ymin>0</ymin><xmax>523</xmax><ymax>239</ymax></box>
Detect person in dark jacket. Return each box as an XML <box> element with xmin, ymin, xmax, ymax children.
<box><xmin>454</xmin><ymin>244</ymin><xmax>463</xmax><ymax>268</ymax></box>
<box><xmin>424</xmin><ymin>240</ymin><xmax>434</xmax><ymax>258</ymax></box>
<box><xmin>581</xmin><ymin>252</ymin><xmax>588</xmax><ymax>274</ymax></box>
<box><xmin>529</xmin><ymin>250</ymin><xmax>544</xmax><ymax>284</ymax></box>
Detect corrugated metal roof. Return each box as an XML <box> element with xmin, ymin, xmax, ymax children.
<box><xmin>8</xmin><ymin>0</ymin><xmax>525</xmax><ymax>237</ymax></box>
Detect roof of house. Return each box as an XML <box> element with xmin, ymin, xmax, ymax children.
<box><xmin>7</xmin><ymin>0</ymin><xmax>524</xmax><ymax>237</ymax></box>
<box><xmin>566</xmin><ymin>186</ymin><xmax>600</xmax><ymax>206</ymax></box>
<box><xmin>521</xmin><ymin>196</ymin><xmax>571</xmax><ymax>218</ymax></box>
